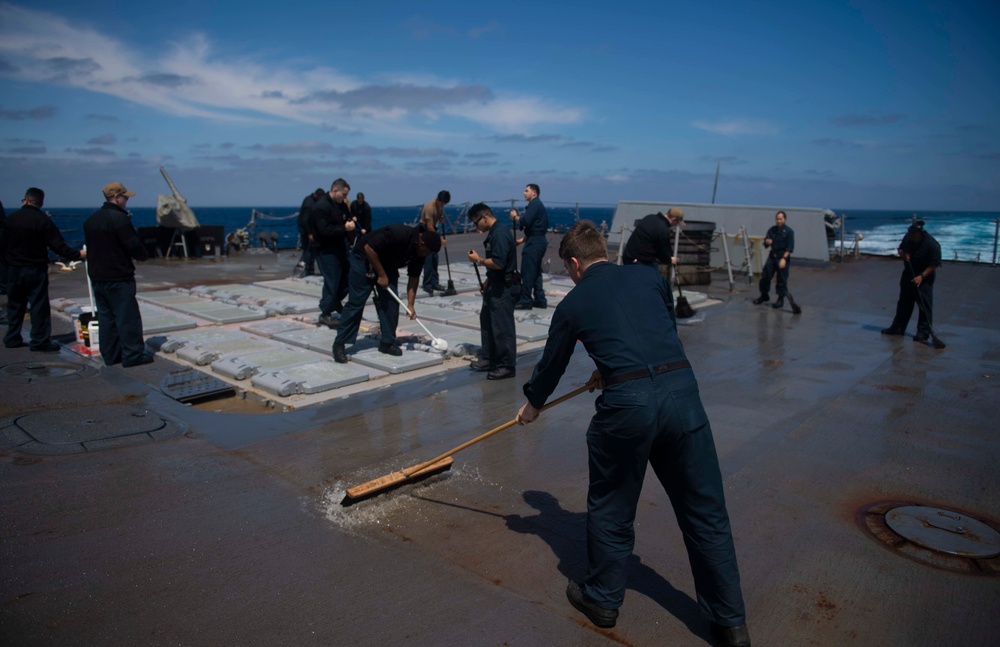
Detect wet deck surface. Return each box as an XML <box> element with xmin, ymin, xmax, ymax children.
<box><xmin>2</xmin><ymin>241</ymin><xmax>999</xmax><ymax>646</ymax></box>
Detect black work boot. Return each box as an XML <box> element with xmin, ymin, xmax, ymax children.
<box><xmin>711</xmin><ymin>622</ymin><xmax>751</xmax><ymax>647</ymax></box>
<box><xmin>566</xmin><ymin>581</ymin><xmax>618</xmax><ymax>628</ymax></box>
<box><xmin>771</xmin><ymin>296</ymin><xmax>784</xmax><ymax>309</ymax></box>
<box><xmin>333</xmin><ymin>344</ymin><xmax>348</xmax><ymax>363</ymax></box>
<box><xmin>752</xmin><ymin>294</ymin><xmax>769</xmax><ymax>305</ymax></box>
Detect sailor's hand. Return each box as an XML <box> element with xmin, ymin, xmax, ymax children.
<box><xmin>79</xmin><ymin>249</ymin><xmax>87</xmax><ymax>260</ymax></box>
<box><xmin>377</xmin><ymin>275</ymin><xmax>389</xmax><ymax>288</ymax></box>
<box><xmin>912</xmin><ymin>275</ymin><xmax>923</xmax><ymax>286</ymax></box>
<box><xmin>670</xmin><ymin>256</ymin><xmax>678</xmax><ymax>266</ymax></box>
<box><xmin>516</xmin><ymin>238</ymin><xmax>525</xmax><ymax>247</ymax></box>
<box><xmin>517</xmin><ymin>402</ymin><xmax>539</xmax><ymax>425</ymax></box>
<box><xmin>764</xmin><ymin>238</ymin><xmax>772</xmax><ymax>247</ymax></box>
<box><xmin>779</xmin><ymin>258</ymin><xmax>787</xmax><ymax>269</ymax></box>
<box><xmin>585</xmin><ymin>370</ymin><xmax>604</xmax><ymax>393</ymax></box>
<box><xmin>346</xmin><ymin>220</ymin><xmax>356</xmax><ymax>231</ymax></box>
<box><xmin>510</xmin><ymin>209</ymin><xmax>519</xmax><ymax>220</ymax></box>
<box><xmin>407</xmin><ymin>305</ymin><xmax>417</xmax><ymax>320</ymax></box>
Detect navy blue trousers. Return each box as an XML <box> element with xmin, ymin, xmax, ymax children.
<box><xmin>583</xmin><ymin>369</ymin><xmax>746</xmax><ymax>626</ymax></box>
<box><xmin>334</xmin><ymin>252</ymin><xmax>401</xmax><ymax>348</ymax></box>
<box><xmin>478</xmin><ymin>280</ymin><xmax>516</xmax><ymax>370</ymax></box>
<box><xmin>4</xmin><ymin>264</ymin><xmax>52</xmax><ymax>349</ymax></box>
<box><xmin>92</xmin><ymin>278</ymin><xmax>146</xmax><ymax>366</ymax></box>
<box><xmin>758</xmin><ymin>254</ymin><xmax>789</xmax><ymax>298</ymax></box>
<box><xmin>518</xmin><ymin>236</ymin><xmax>548</xmax><ymax>307</ymax></box>
<box><xmin>890</xmin><ymin>273</ymin><xmax>934</xmax><ymax>336</ymax></box>
<box><xmin>315</xmin><ymin>250</ymin><xmax>348</xmax><ymax>316</ymax></box>
<box><xmin>422</xmin><ymin>252</ymin><xmax>441</xmax><ymax>291</ymax></box>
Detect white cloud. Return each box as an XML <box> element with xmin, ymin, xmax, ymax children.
<box><xmin>0</xmin><ymin>4</ymin><xmax>580</xmax><ymax>133</ymax></box>
<box><xmin>691</xmin><ymin>118</ymin><xmax>779</xmax><ymax>136</ymax></box>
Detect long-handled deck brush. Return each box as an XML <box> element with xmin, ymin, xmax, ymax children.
<box><xmin>341</xmin><ymin>383</ymin><xmax>591</xmax><ymax>506</ymax></box>
<box><xmin>441</xmin><ymin>243</ymin><xmax>458</xmax><ymax>296</ymax></box>
<box><xmin>384</xmin><ymin>287</ymin><xmax>448</xmax><ymax>352</ymax></box>
<box><xmin>905</xmin><ymin>259</ymin><xmax>946</xmax><ymax>349</ymax></box>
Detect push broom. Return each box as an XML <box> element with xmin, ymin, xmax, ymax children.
<box><xmin>341</xmin><ymin>383</ymin><xmax>591</xmax><ymax>506</ymax></box>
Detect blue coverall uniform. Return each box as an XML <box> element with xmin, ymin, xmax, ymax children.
<box><xmin>479</xmin><ymin>220</ymin><xmax>517</xmax><ymax>371</ymax></box>
<box><xmin>758</xmin><ymin>224</ymin><xmax>795</xmax><ymax>299</ymax></box>
<box><xmin>517</xmin><ymin>197</ymin><xmax>548</xmax><ymax>308</ymax></box>
<box><xmin>523</xmin><ymin>261</ymin><xmax>746</xmax><ymax>627</ymax></box>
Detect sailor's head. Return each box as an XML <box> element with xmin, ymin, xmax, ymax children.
<box><xmin>559</xmin><ymin>220</ymin><xmax>608</xmax><ymax>285</ymax></box>
<box><xmin>23</xmin><ymin>186</ymin><xmax>44</xmax><ymax>208</ymax></box>
<box><xmin>356</xmin><ymin>192</ymin><xmax>365</xmax><ymax>203</ymax></box>
<box><xmin>664</xmin><ymin>207</ymin><xmax>684</xmax><ymax>225</ymax></box>
<box><xmin>468</xmin><ymin>202</ymin><xmax>494</xmax><ymax>232</ymax></box>
<box><xmin>523</xmin><ymin>184</ymin><xmax>540</xmax><ymax>201</ymax></box>
<box><xmin>330</xmin><ymin>178</ymin><xmax>350</xmax><ymax>201</ymax></box>
<box><xmin>417</xmin><ymin>230</ymin><xmax>442</xmax><ymax>256</ymax></box>
<box><xmin>775</xmin><ymin>210</ymin><xmax>787</xmax><ymax>227</ymax></box>
<box><xmin>437</xmin><ymin>190</ymin><xmax>451</xmax><ymax>205</ymax></box>
<box><xmin>103</xmin><ymin>182</ymin><xmax>135</xmax><ymax>206</ymax></box>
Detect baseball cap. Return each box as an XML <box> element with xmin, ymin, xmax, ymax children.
<box><xmin>103</xmin><ymin>182</ymin><xmax>136</xmax><ymax>199</ymax></box>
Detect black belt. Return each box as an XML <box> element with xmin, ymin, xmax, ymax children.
<box><xmin>604</xmin><ymin>359</ymin><xmax>691</xmax><ymax>386</ymax></box>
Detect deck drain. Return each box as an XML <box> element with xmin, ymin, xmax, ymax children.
<box><xmin>859</xmin><ymin>501</ymin><xmax>1000</xmax><ymax>574</ymax></box>
<box><xmin>0</xmin><ymin>360</ymin><xmax>93</xmax><ymax>381</ymax></box>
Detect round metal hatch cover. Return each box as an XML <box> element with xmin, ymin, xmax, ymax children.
<box><xmin>0</xmin><ymin>360</ymin><xmax>93</xmax><ymax>380</ymax></box>
<box><xmin>858</xmin><ymin>500</ymin><xmax>1000</xmax><ymax>574</ymax></box>
<box><xmin>886</xmin><ymin>506</ymin><xmax>1000</xmax><ymax>558</ymax></box>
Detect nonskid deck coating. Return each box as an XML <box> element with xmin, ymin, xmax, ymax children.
<box><xmin>2</xmin><ymin>243</ymin><xmax>998</xmax><ymax>646</ymax></box>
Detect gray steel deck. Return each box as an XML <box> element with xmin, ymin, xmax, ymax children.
<box><xmin>1</xmin><ymin>239</ymin><xmax>998</xmax><ymax>646</ymax></box>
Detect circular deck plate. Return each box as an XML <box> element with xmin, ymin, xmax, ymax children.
<box><xmin>886</xmin><ymin>506</ymin><xmax>1000</xmax><ymax>558</ymax></box>
<box><xmin>858</xmin><ymin>500</ymin><xmax>1000</xmax><ymax>574</ymax></box>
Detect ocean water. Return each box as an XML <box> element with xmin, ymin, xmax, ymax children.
<box><xmin>838</xmin><ymin>209</ymin><xmax>1000</xmax><ymax>263</ymax></box>
<box><xmin>34</xmin><ymin>204</ymin><xmax>1000</xmax><ymax>264</ymax></box>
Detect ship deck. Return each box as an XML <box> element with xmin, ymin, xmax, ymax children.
<box><xmin>2</xmin><ymin>237</ymin><xmax>998</xmax><ymax>646</ymax></box>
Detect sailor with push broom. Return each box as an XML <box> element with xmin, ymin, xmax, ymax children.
<box><xmin>515</xmin><ymin>221</ymin><xmax>751</xmax><ymax>646</ymax></box>
<box><xmin>752</xmin><ymin>210</ymin><xmax>800</xmax><ymax>313</ymax></box>
<box><xmin>881</xmin><ymin>219</ymin><xmax>945</xmax><ymax>348</ymax></box>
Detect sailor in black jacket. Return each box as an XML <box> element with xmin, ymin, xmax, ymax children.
<box><xmin>3</xmin><ymin>187</ymin><xmax>85</xmax><ymax>351</ymax></box>
<box><xmin>310</xmin><ymin>178</ymin><xmax>356</xmax><ymax>327</ymax></box>
<box><xmin>332</xmin><ymin>224</ymin><xmax>440</xmax><ymax>363</ymax></box>
<box><xmin>83</xmin><ymin>182</ymin><xmax>152</xmax><ymax>366</ymax></box>
<box><xmin>882</xmin><ymin>220</ymin><xmax>942</xmax><ymax>343</ymax></box>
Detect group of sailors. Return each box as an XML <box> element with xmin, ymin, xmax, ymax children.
<box><xmin>293</xmin><ymin>179</ymin><xmax>551</xmax><ymax>382</ymax></box>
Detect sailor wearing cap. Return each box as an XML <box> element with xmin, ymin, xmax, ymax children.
<box><xmin>881</xmin><ymin>219</ymin><xmax>942</xmax><ymax>343</ymax></box>
<box><xmin>83</xmin><ymin>181</ymin><xmax>153</xmax><ymax>366</ymax></box>
<box><xmin>622</xmin><ymin>207</ymin><xmax>683</xmax><ymax>269</ymax></box>
<box><xmin>467</xmin><ymin>202</ymin><xmax>517</xmax><ymax>380</ymax></box>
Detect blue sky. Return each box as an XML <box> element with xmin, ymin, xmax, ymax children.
<box><xmin>1</xmin><ymin>0</ymin><xmax>997</xmax><ymax>209</ymax></box>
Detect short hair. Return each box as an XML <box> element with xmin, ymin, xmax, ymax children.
<box><xmin>313</xmin><ymin>188</ymin><xmax>325</xmax><ymax>197</ymax></box>
<box><xmin>421</xmin><ymin>230</ymin><xmax>442</xmax><ymax>253</ymax></box>
<box><xmin>776</xmin><ymin>210</ymin><xmax>787</xmax><ymax>219</ymax></box>
<box><xmin>357</xmin><ymin>192</ymin><xmax>365</xmax><ymax>200</ymax></box>
<box><xmin>437</xmin><ymin>190</ymin><xmax>451</xmax><ymax>204</ymax></box>
<box><xmin>468</xmin><ymin>202</ymin><xmax>493</xmax><ymax>221</ymax></box>
<box><xmin>331</xmin><ymin>178</ymin><xmax>350</xmax><ymax>192</ymax></box>
<box><xmin>527</xmin><ymin>183</ymin><xmax>540</xmax><ymax>196</ymax></box>
<box><xmin>24</xmin><ymin>187</ymin><xmax>44</xmax><ymax>205</ymax></box>
<box><xmin>559</xmin><ymin>220</ymin><xmax>607</xmax><ymax>264</ymax></box>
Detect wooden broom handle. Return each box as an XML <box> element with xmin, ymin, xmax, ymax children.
<box><xmin>402</xmin><ymin>383</ymin><xmax>592</xmax><ymax>477</ymax></box>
